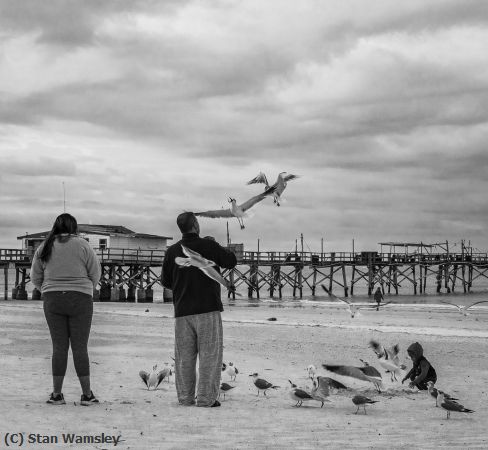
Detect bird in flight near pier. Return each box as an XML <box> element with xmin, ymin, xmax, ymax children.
<box><xmin>175</xmin><ymin>245</ymin><xmax>240</xmax><ymax>296</ymax></box>
<box><xmin>321</xmin><ymin>285</ymin><xmax>391</xmax><ymax>318</ymax></box>
<box><xmin>439</xmin><ymin>300</ymin><xmax>488</xmax><ymax>317</ymax></box>
<box><xmin>246</xmin><ymin>171</ymin><xmax>299</xmax><ymax>207</ymax></box>
<box><xmin>195</xmin><ymin>186</ymin><xmax>275</xmax><ymax>229</ymax></box>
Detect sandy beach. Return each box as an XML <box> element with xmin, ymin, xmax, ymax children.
<box><xmin>1</xmin><ymin>299</ymin><xmax>487</xmax><ymax>449</ymax></box>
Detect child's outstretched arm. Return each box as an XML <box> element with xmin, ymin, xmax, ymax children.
<box><xmin>401</xmin><ymin>368</ymin><xmax>413</xmax><ymax>384</ymax></box>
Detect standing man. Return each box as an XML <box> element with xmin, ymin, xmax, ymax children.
<box><xmin>162</xmin><ymin>212</ymin><xmax>237</xmax><ymax>407</ymax></box>
<box><xmin>373</xmin><ymin>286</ymin><xmax>384</xmax><ymax>311</ymax></box>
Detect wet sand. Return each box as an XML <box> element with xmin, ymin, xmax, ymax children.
<box><xmin>0</xmin><ymin>300</ymin><xmax>487</xmax><ymax>449</ymax></box>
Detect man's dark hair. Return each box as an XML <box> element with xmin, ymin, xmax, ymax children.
<box><xmin>177</xmin><ymin>212</ymin><xmax>198</xmax><ymax>233</ymax></box>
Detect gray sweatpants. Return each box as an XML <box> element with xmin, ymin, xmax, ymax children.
<box><xmin>174</xmin><ymin>311</ymin><xmax>223</xmax><ymax>407</ymax></box>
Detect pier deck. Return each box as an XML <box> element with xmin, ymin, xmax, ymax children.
<box><xmin>2</xmin><ymin>248</ymin><xmax>488</xmax><ymax>301</ymax></box>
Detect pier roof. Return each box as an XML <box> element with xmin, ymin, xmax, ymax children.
<box><xmin>379</xmin><ymin>242</ymin><xmax>434</xmax><ymax>248</ymax></box>
<box><xmin>18</xmin><ymin>224</ymin><xmax>172</xmax><ymax>240</ymax></box>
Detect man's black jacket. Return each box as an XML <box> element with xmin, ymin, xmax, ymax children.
<box><xmin>162</xmin><ymin>233</ymin><xmax>237</xmax><ymax>317</ymax></box>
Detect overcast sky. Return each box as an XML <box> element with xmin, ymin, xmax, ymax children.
<box><xmin>1</xmin><ymin>0</ymin><xmax>488</xmax><ymax>254</ymax></box>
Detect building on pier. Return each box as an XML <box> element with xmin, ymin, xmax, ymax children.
<box><xmin>18</xmin><ymin>224</ymin><xmax>172</xmax><ymax>257</ymax></box>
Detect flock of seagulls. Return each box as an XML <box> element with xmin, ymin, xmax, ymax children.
<box><xmin>138</xmin><ymin>344</ymin><xmax>475</xmax><ymax>420</ymax></box>
<box><xmin>195</xmin><ymin>171</ymin><xmax>299</xmax><ymax>229</ymax></box>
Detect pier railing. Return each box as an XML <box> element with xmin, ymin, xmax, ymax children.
<box><xmin>2</xmin><ymin>248</ymin><xmax>488</xmax><ymax>265</ymax></box>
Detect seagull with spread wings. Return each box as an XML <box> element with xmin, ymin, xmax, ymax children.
<box><xmin>321</xmin><ymin>285</ymin><xmax>391</xmax><ymax>318</ymax></box>
<box><xmin>322</xmin><ymin>364</ymin><xmax>383</xmax><ymax>392</ymax></box>
<box><xmin>439</xmin><ymin>299</ymin><xmax>488</xmax><ymax>317</ymax></box>
<box><xmin>195</xmin><ymin>186</ymin><xmax>275</xmax><ymax>229</ymax></box>
<box><xmin>246</xmin><ymin>171</ymin><xmax>299</xmax><ymax>206</ymax></box>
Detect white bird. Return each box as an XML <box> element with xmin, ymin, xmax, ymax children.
<box><xmin>352</xmin><ymin>395</ymin><xmax>378</xmax><ymax>415</ymax></box>
<box><xmin>437</xmin><ymin>391</ymin><xmax>474</xmax><ymax>419</ymax></box>
<box><xmin>369</xmin><ymin>340</ymin><xmax>405</xmax><ymax>382</ymax></box>
<box><xmin>247</xmin><ymin>171</ymin><xmax>299</xmax><ymax>207</ymax></box>
<box><xmin>225</xmin><ymin>362</ymin><xmax>239</xmax><ymax>381</ymax></box>
<box><xmin>426</xmin><ymin>381</ymin><xmax>458</xmax><ymax>406</ymax></box>
<box><xmin>175</xmin><ymin>245</ymin><xmax>239</xmax><ymax>295</ymax></box>
<box><xmin>288</xmin><ymin>380</ymin><xmax>315</xmax><ymax>407</ymax></box>
<box><xmin>306</xmin><ymin>364</ymin><xmax>317</xmax><ymax>381</ymax></box>
<box><xmin>249</xmin><ymin>373</ymin><xmax>280</xmax><ymax>396</ymax></box>
<box><xmin>321</xmin><ymin>285</ymin><xmax>391</xmax><ymax>318</ymax></box>
<box><xmin>195</xmin><ymin>186</ymin><xmax>276</xmax><ymax>229</ymax></box>
<box><xmin>139</xmin><ymin>364</ymin><xmax>171</xmax><ymax>390</ymax></box>
<box><xmin>310</xmin><ymin>377</ymin><xmax>331</xmax><ymax>407</ymax></box>
<box><xmin>219</xmin><ymin>382</ymin><xmax>235</xmax><ymax>401</ymax></box>
<box><xmin>323</xmin><ymin>364</ymin><xmax>383</xmax><ymax>392</ymax></box>
<box><xmin>439</xmin><ymin>300</ymin><xmax>488</xmax><ymax>317</ymax></box>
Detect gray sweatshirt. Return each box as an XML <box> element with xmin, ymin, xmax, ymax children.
<box><xmin>30</xmin><ymin>236</ymin><xmax>101</xmax><ymax>296</ymax></box>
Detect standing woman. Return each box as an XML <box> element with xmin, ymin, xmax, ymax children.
<box><xmin>30</xmin><ymin>213</ymin><xmax>101</xmax><ymax>405</ymax></box>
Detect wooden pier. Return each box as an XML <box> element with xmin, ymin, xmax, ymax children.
<box><xmin>2</xmin><ymin>244</ymin><xmax>488</xmax><ymax>301</ymax></box>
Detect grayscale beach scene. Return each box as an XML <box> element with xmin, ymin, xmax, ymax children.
<box><xmin>1</xmin><ymin>1</ymin><xmax>488</xmax><ymax>449</ymax></box>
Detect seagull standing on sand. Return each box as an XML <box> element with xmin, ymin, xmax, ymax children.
<box><xmin>139</xmin><ymin>365</ymin><xmax>171</xmax><ymax>390</ymax></box>
<box><xmin>288</xmin><ymin>380</ymin><xmax>315</xmax><ymax>407</ymax></box>
<box><xmin>323</xmin><ymin>364</ymin><xmax>383</xmax><ymax>392</ymax></box>
<box><xmin>226</xmin><ymin>362</ymin><xmax>239</xmax><ymax>381</ymax></box>
<box><xmin>195</xmin><ymin>186</ymin><xmax>276</xmax><ymax>229</ymax></box>
<box><xmin>219</xmin><ymin>382</ymin><xmax>235</xmax><ymax>401</ymax></box>
<box><xmin>352</xmin><ymin>395</ymin><xmax>378</xmax><ymax>415</ymax></box>
<box><xmin>321</xmin><ymin>285</ymin><xmax>391</xmax><ymax>318</ymax></box>
<box><xmin>306</xmin><ymin>364</ymin><xmax>317</xmax><ymax>381</ymax></box>
<box><xmin>369</xmin><ymin>340</ymin><xmax>405</xmax><ymax>382</ymax></box>
<box><xmin>439</xmin><ymin>300</ymin><xmax>488</xmax><ymax>317</ymax></box>
<box><xmin>426</xmin><ymin>381</ymin><xmax>458</xmax><ymax>407</ymax></box>
<box><xmin>311</xmin><ymin>377</ymin><xmax>331</xmax><ymax>407</ymax></box>
<box><xmin>175</xmin><ymin>245</ymin><xmax>239</xmax><ymax>295</ymax></box>
<box><xmin>437</xmin><ymin>391</ymin><xmax>474</xmax><ymax>419</ymax></box>
<box><xmin>246</xmin><ymin>172</ymin><xmax>299</xmax><ymax>207</ymax></box>
<box><xmin>249</xmin><ymin>373</ymin><xmax>280</xmax><ymax>397</ymax></box>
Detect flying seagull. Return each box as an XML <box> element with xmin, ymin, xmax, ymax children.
<box><xmin>352</xmin><ymin>395</ymin><xmax>378</xmax><ymax>415</ymax></box>
<box><xmin>323</xmin><ymin>364</ymin><xmax>383</xmax><ymax>392</ymax></box>
<box><xmin>369</xmin><ymin>340</ymin><xmax>405</xmax><ymax>382</ymax></box>
<box><xmin>437</xmin><ymin>391</ymin><xmax>474</xmax><ymax>419</ymax></box>
<box><xmin>195</xmin><ymin>186</ymin><xmax>276</xmax><ymax>229</ymax></box>
<box><xmin>321</xmin><ymin>285</ymin><xmax>391</xmax><ymax>318</ymax></box>
<box><xmin>439</xmin><ymin>300</ymin><xmax>488</xmax><ymax>317</ymax></box>
<box><xmin>249</xmin><ymin>373</ymin><xmax>280</xmax><ymax>397</ymax></box>
<box><xmin>246</xmin><ymin>171</ymin><xmax>299</xmax><ymax>207</ymax></box>
<box><xmin>288</xmin><ymin>380</ymin><xmax>315</xmax><ymax>407</ymax></box>
<box><xmin>426</xmin><ymin>381</ymin><xmax>458</xmax><ymax>406</ymax></box>
<box><xmin>139</xmin><ymin>364</ymin><xmax>171</xmax><ymax>390</ymax></box>
<box><xmin>175</xmin><ymin>245</ymin><xmax>240</xmax><ymax>295</ymax></box>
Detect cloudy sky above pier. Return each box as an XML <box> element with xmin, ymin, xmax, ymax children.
<box><xmin>1</xmin><ymin>0</ymin><xmax>488</xmax><ymax>253</ymax></box>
